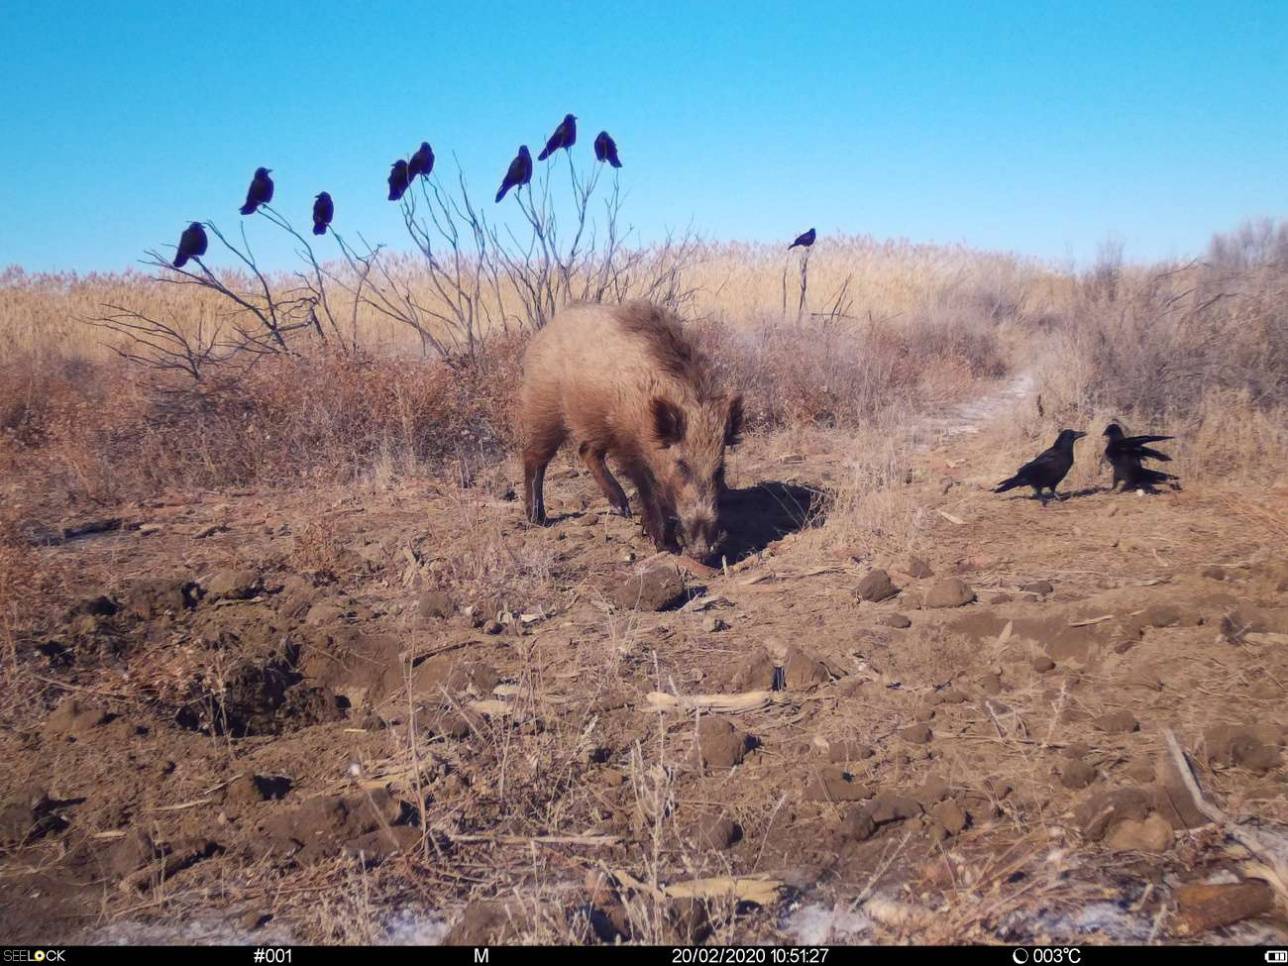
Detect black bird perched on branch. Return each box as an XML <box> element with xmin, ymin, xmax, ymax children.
<box><xmin>388</xmin><ymin>160</ymin><xmax>410</xmax><ymax>201</ymax></box>
<box><xmin>789</xmin><ymin>228</ymin><xmax>816</xmax><ymax>250</ymax></box>
<box><xmin>594</xmin><ymin>131</ymin><xmax>622</xmax><ymax>168</ymax></box>
<box><xmin>1103</xmin><ymin>423</ymin><xmax>1179</xmax><ymax>492</ymax></box>
<box><xmin>312</xmin><ymin>192</ymin><xmax>334</xmax><ymax>236</ymax></box>
<box><xmin>240</xmin><ymin>167</ymin><xmax>274</xmax><ymax>215</ymax></box>
<box><xmin>993</xmin><ymin>429</ymin><xmax>1087</xmax><ymax>502</ymax></box>
<box><xmin>495</xmin><ymin>145</ymin><xmax>533</xmax><ymax>202</ymax></box>
<box><xmin>173</xmin><ymin>222</ymin><xmax>207</xmax><ymax>268</ymax></box>
<box><xmin>408</xmin><ymin>141</ymin><xmax>435</xmax><ymax>180</ymax></box>
<box><xmin>537</xmin><ymin>114</ymin><xmax>577</xmax><ymax>161</ymax></box>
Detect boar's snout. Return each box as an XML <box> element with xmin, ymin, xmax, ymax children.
<box><xmin>679</xmin><ymin>515</ymin><xmax>722</xmax><ymax>563</ymax></box>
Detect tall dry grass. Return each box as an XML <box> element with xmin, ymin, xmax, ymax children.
<box><xmin>1026</xmin><ymin>219</ymin><xmax>1288</xmax><ymax>483</ymax></box>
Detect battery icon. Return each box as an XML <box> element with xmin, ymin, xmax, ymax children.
<box><xmin>1265</xmin><ymin>952</ymin><xmax>1286</xmax><ymax>963</ymax></box>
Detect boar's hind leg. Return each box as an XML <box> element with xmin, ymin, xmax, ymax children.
<box><xmin>579</xmin><ymin>443</ymin><xmax>631</xmax><ymax>518</ymax></box>
<box><xmin>522</xmin><ymin>427</ymin><xmax>565</xmax><ymax>525</ymax></box>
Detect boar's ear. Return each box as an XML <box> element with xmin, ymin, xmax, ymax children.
<box><xmin>724</xmin><ymin>394</ymin><xmax>744</xmax><ymax>447</ymax></box>
<box><xmin>649</xmin><ymin>397</ymin><xmax>687</xmax><ymax>448</ymax></box>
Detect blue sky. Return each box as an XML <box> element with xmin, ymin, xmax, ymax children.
<box><xmin>2</xmin><ymin>1</ymin><xmax>1285</xmax><ymax>271</ymax></box>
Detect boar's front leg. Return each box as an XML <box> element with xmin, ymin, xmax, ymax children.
<box><xmin>578</xmin><ymin>442</ymin><xmax>631</xmax><ymax>518</ymax></box>
<box><xmin>624</xmin><ymin>466</ymin><xmax>677</xmax><ymax>552</ymax></box>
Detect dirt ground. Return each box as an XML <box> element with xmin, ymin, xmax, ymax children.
<box><xmin>3</xmin><ymin>383</ymin><xmax>1287</xmax><ymax>945</ymax></box>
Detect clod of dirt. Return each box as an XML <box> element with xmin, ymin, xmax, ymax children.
<box><xmin>1204</xmin><ymin>724</ymin><xmax>1281</xmax><ymax>773</ymax></box>
<box><xmin>989</xmin><ymin>593</ymin><xmax>1013</xmax><ymax>605</ymax></box>
<box><xmin>899</xmin><ymin>723</ymin><xmax>933</xmax><ymax>744</ymax></box>
<box><xmin>702</xmin><ymin>615</ymin><xmax>728</xmax><ymax>633</ymax></box>
<box><xmin>0</xmin><ymin>790</ymin><xmax>62</xmax><ymax>846</ymax></box>
<box><xmin>929</xmin><ymin>688</ymin><xmax>967</xmax><ymax>706</ymax></box>
<box><xmin>1106</xmin><ymin>814</ymin><xmax>1173</xmax><ymax>853</ymax></box>
<box><xmin>447</xmin><ymin>899</ymin><xmax>534</xmax><ymax>945</ymax></box>
<box><xmin>693</xmin><ymin>716</ymin><xmax>752</xmax><ymax>771</ymax></box>
<box><xmin>905</xmin><ymin>557</ymin><xmax>934</xmax><ymax>578</ymax></box>
<box><xmin>204</xmin><ymin>569</ymin><xmax>260</xmax><ymax>603</ymax></box>
<box><xmin>1094</xmin><ymin>710</ymin><xmax>1140</xmax><ymax>734</ymax></box>
<box><xmin>727</xmin><ymin>647</ymin><xmax>776</xmax><ymax>691</ymax></box>
<box><xmin>613</xmin><ymin>564</ymin><xmax>686</xmax><ymax>611</ymax></box>
<box><xmin>930</xmin><ymin>800</ymin><xmax>969</xmax><ymax>836</ymax></box>
<box><xmin>44</xmin><ymin>697</ymin><xmax>110</xmax><ymax>738</ymax></box>
<box><xmin>1021</xmin><ymin>580</ymin><xmax>1053</xmax><ymax>595</ymax></box>
<box><xmin>106</xmin><ymin>828</ymin><xmax>161</xmax><ymax>877</ymax></box>
<box><xmin>868</xmin><ymin>793</ymin><xmax>923</xmax><ymax>824</ymax></box>
<box><xmin>837</xmin><ymin>805</ymin><xmax>878</xmax><ymax>842</ymax></box>
<box><xmin>225</xmin><ymin>774</ymin><xmax>294</xmax><ymax>810</ymax></box>
<box><xmin>688</xmin><ymin>813</ymin><xmax>742</xmax><ymax>850</ymax></box>
<box><xmin>804</xmin><ymin>767</ymin><xmax>873</xmax><ymax>802</ymax></box>
<box><xmin>120</xmin><ymin>577</ymin><xmax>199</xmax><ymax>618</ymax></box>
<box><xmin>1075</xmin><ymin>787</ymin><xmax>1152</xmax><ymax>840</ymax></box>
<box><xmin>978</xmin><ymin>671</ymin><xmax>1003</xmax><ymax>695</ymax></box>
<box><xmin>1174</xmin><ymin>881</ymin><xmax>1274</xmax><ymax>936</ymax></box>
<box><xmin>782</xmin><ymin>647</ymin><xmax>831</xmax><ymax>689</ymax></box>
<box><xmin>274</xmin><ymin>576</ymin><xmax>318</xmax><ymax>619</ymax></box>
<box><xmin>881</xmin><ymin>613</ymin><xmax>912</xmax><ymax>629</ymax></box>
<box><xmin>304</xmin><ymin>601</ymin><xmax>347</xmax><ymax>626</ymax></box>
<box><xmin>298</xmin><ymin>629</ymin><xmax>403</xmax><ymax>709</ymax></box>
<box><xmin>856</xmin><ymin>569</ymin><xmax>899</xmax><ymax>602</ymax></box>
<box><xmin>1032</xmin><ymin>655</ymin><xmax>1055</xmax><ymax>673</ymax></box>
<box><xmin>924</xmin><ymin>578</ymin><xmax>976</xmax><ymax>608</ymax></box>
<box><xmin>1201</xmin><ymin>566</ymin><xmax>1228</xmax><ymax>581</ymax></box>
<box><xmin>417</xmin><ymin>590</ymin><xmax>455</xmax><ymax>620</ymax></box>
<box><xmin>1145</xmin><ymin>604</ymin><xmax>1181</xmax><ymax>628</ymax></box>
<box><xmin>913</xmin><ymin>777</ymin><xmax>950</xmax><ymax>805</ymax></box>
<box><xmin>1060</xmin><ymin>760</ymin><xmax>1097</xmax><ymax>790</ymax></box>
<box><xmin>343</xmin><ymin>826</ymin><xmax>423</xmax><ymax>862</ymax></box>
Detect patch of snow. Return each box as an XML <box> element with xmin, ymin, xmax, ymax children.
<box><xmin>381</xmin><ymin>907</ymin><xmax>450</xmax><ymax>945</ymax></box>
<box><xmin>781</xmin><ymin>902</ymin><xmax>872</xmax><ymax>945</ymax></box>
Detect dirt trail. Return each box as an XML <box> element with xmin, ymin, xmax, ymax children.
<box><xmin>3</xmin><ymin>373</ymin><xmax>1287</xmax><ymax>945</ymax></box>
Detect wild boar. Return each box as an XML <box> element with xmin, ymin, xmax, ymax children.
<box><xmin>519</xmin><ymin>301</ymin><xmax>743</xmax><ymax>561</ymax></box>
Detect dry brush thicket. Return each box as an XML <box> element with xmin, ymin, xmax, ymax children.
<box><xmin>2</xmin><ymin>216</ymin><xmax>1286</xmax><ymax>524</ymax></box>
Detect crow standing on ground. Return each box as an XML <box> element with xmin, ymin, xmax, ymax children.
<box><xmin>594</xmin><ymin>131</ymin><xmax>622</xmax><ymax>168</ymax></box>
<box><xmin>240</xmin><ymin>167</ymin><xmax>274</xmax><ymax>215</ymax></box>
<box><xmin>495</xmin><ymin>145</ymin><xmax>533</xmax><ymax>202</ymax></box>
<box><xmin>408</xmin><ymin>141</ymin><xmax>435</xmax><ymax>180</ymax></box>
<box><xmin>537</xmin><ymin>114</ymin><xmax>577</xmax><ymax>161</ymax></box>
<box><xmin>388</xmin><ymin>160</ymin><xmax>410</xmax><ymax>201</ymax></box>
<box><xmin>173</xmin><ymin>222</ymin><xmax>207</xmax><ymax>268</ymax></box>
<box><xmin>789</xmin><ymin>228</ymin><xmax>816</xmax><ymax>250</ymax></box>
<box><xmin>312</xmin><ymin>192</ymin><xmax>334</xmax><ymax>235</ymax></box>
<box><xmin>994</xmin><ymin>429</ymin><xmax>1087</xmax><ymax>502</ymax></box>
<box><xmin>1103</xmin><ymin>423</ymin><xmax>1179</xmax><ymax>492</ymax></box>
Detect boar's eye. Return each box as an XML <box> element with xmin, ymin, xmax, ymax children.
<box><xmin>675</xmin><ymin>460</ymin><xmax>693</xmax><ymax>481</ymax></box>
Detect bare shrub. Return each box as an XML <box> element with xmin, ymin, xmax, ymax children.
<box><xmin>1031</xmin><ymin>220</ymin><xmax>1288</xmax><ymax>481</ymax></box>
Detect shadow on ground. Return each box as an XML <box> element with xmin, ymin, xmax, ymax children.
<box><xmin>719</xmin><ymin>480</ymin><xmax>829</xmax><ymax>562</ymax></box>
